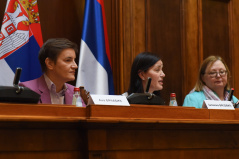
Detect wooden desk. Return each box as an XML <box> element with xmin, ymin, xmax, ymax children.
<box><xmin>0</xmin><ymin>103</ymin><xmax>239</xmax><ymax>159</ymax></box>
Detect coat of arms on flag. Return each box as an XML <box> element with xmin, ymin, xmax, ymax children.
<box><xmin>0</xmin><ymin>0</ymin><xmax>43</xmax><ymax>86</ymax></box>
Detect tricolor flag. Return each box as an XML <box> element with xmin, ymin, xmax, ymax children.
<box><xmin>0</xmin><ymin>0</ymin><xmax>43</xmax><ymax>86</ymax></box>
<box><xmin>76</xmin><ymin>0</ymin><xmax>114</xmax><ymax>95</ymax></box>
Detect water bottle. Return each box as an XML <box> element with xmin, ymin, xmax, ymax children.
<box><xmin>169</xmin><ymin>93</ymin><xmax>178</xmax><ymax>106</ymax></box>
<box><xmin>72</xmin><ymin>87</ymin><xmax>83</xmax><ymax>107</ymax></box>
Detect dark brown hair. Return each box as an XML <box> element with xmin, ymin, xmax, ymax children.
<box><xmin>38</xmin><ymin>38</ymin><xmax>78</xmax><ymax>72</ymax></box>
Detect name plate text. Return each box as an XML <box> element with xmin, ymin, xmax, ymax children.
<box><xmin>88</xmin><ymin>94</ymin><xmax>130</xmax><ymax>106</ymax></box>
<box><xmin>202</xmin><ymin>100</ymin><xmax>235</xmax><ymax>110</ymax></box>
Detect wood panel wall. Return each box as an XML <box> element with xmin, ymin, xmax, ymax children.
<box><xmin>146</xmin><ymin>0</ymin><xmax>183</xmax><ymax>104</ymax></box>
<box><xmin>1</xmin><ymin>0</ymin><xmax>239</xmax><ymax>105</ymax></box>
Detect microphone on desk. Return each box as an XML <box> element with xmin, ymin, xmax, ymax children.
<box><xmin>234</xmin><ymin>101</ymin><xmax>239</xmax><ymax>108</ymax></box>
<box><xmin>228</xmin><ymin>88</ymin><xmax>234</xmax><ymax>101</ymax></box>
<box><xmin>228</xmin><ymin>88</ymin><xmax>239</xmax><ymax>108</ymax></box>
<box><xmin>145</xmin><ymin>77</ymin><xmax>152</xmax><ymax>93</ymax></box>
<box><xmin>145</xmin><ymin>77</ymin><xmax>154</xmax><ymax>99</ymax></box>
<box><xmin>0</xmin><ymin>67</ymin><xmax>40</xmax><ymax>103</ymax></box>
<box><xmin>13</xmin><ymin>67</ymin><xmax>22</xmax><ymax>86</ymax></box>
<box><xmin>126</xmin><ymin>77</ymin><xmax>165</xmax><ymax>105</ymax></box>
<box><xmin>13</xmin><ymin>67</ymin><xmax>24</xmax><ymax>94</ymax></box>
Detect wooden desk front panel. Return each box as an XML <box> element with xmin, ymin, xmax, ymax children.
<box><xmin>86</xmin><ymin>105</ymin><xmax>239</xmax><ymax>159</ymax></box>
<box><xmin>0</xmin><ymin>122</ymin><xmax>88</xmax><ymax>159</ymax></box>
<box><xmin>87</xmin><ymin>127</ymin><xmax>239</xmax><ymax>159</ymax></box>
<box><xmin>0</xmin><ymin>103</ymin><xmax>88</xmax><ymax>159</ymax></box>
<box><xmin>0</xmin><ymin>104</ymin><xmax>239</xmax><ymax>159</ymax></box>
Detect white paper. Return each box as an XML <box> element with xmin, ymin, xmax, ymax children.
<box><xmin>202</xmin><ymin>100</ymin><xmax>235</xmax><ymax>110</ymax></box>
<box><xmin>88</xmin><ymin>94</ymin><xmax>130</xmax><ymax>106</ymax></box>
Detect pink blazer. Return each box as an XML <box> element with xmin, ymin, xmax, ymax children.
<box><xmin>19</xmin><ymin>75</ymin><xmax>75</xmax><ymax>105</ymax></box>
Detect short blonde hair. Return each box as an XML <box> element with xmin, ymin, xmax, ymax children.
<box><xmin>194</xmin><ymin>56</ymin><xmax>231</xmax><ymax>91</ymax></box>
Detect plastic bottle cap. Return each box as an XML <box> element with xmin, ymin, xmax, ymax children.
<box><xmin>74</xmin><ymin>87</ymin><xmax>80</xmax><ymax>91</ymax></box>
<box><xmin>170</xmin><ymin>93</ymin><xmax>176</xmax><ymax>97</ymax></box>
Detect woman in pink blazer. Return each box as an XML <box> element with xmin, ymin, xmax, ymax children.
<box><xmin>20</xmin><ymin>38</ymin><xmax>85</xmax><ymax>106</ymax></box>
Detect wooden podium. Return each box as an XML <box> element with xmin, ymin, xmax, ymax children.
<box><xmin>0</xmin><ymin>103</ymin><xmax>239</xmax><ymax>159</ymax></box>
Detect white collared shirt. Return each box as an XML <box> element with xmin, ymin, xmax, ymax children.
<box><xmin>44</xmin><ymin>74</ymin><xmax>67</xmax><ymax>104</ymax></box>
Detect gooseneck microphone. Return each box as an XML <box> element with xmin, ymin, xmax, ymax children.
<box><xmin>13</xmin><ymin>67</ymin><xmax>22</xmax><ymax>86</ymax></box>
<box><xmin>126</xmin><ymin>76</ymin><xmax>165</xmax><ymax>105</ymax></box>
<box><xmin>227</xmin><ymin>88</ymin><xmax>238</xmax><ymax>108</ymax></box>
<box><xmin>228</xmin><ymin>88</ymin><xmax>234</xmax><ymax>101</ymax></box>
<box><xmin>145</xmin><ymin>77</ymin><xmax>154</xmax><ymax>99</ymax></box>
<box><xmin>145</xmin><ymin>77</ymin><xmax>152</xmax><ymax>93</ymax></box>
<box><xmin>0</xmin><ymin>67</ymin><xmax>40</xmax><ymax>103</ymax></box>
<box><xmin>13</xmin><ymin>67</ymin><xmax>23</xmax><ymax>94</ymax></box>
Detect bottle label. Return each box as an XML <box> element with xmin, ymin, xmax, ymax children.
<box><xmin>72</xmin><ymin>94</ymin><xmax>83</xmax><ymax>107</ymax></box>
<box><xmin>169</xmin><ymin>100</ymin><xmax>178</xmax><ymax>106</ymax></box>
<box><xmin>76</xmin><ymin>98</ymin><xmax>83</xmax><ymax>107</ymax></box>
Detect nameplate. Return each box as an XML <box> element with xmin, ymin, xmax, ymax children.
<box><xmin>88</xmin><ymin>95</ymin><xmax>130</xmax><ymax>106</ymax></box>
<box><xmin>202</xmin><ymin>100</ymin><xmax>235</xmax><ymax>110</ymax></box>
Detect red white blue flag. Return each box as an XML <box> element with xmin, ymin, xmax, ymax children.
<box><xmin>76</xmin><ymin>0</ymin><xmax>114</xmax><ymax>95</ymax></box>
<box><xmin>0</xmin><ymin>0</ymin><xmax>43</xmax><ymax>86</ymax></box>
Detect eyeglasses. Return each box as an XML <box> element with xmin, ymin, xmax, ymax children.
<box><xmin>205</xmin><ymin>70</ymin><xmax>227</xmax><ymax>78</ymax></box>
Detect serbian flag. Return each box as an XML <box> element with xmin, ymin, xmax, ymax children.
<box><xmin>0</xmin><ymin>0</ymin><xmax>43</xmax><ymax>86</ymax></box>
<box><xmin>76</xmin><ymin>0</ymin><xmax>114</xmax><ymax>95</ymax></box>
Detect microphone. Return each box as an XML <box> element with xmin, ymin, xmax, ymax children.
<box><xmin>145</xmin><ymin>77</ymin><xmax>154</xmax><ymax>99</ymax></box>
<box><xmin>145</xmin><ymin>77</ymin><xmax>152</xmax><ymax>93</ymax></box>
<box><xmin>234</xmin><ymin>101</ymin><xmax>239</xmax><ymax>108</ymax></box>
<box><xmin>13</xmin><ymin>67</ymin><xmax>22</xmax><ymax>86</ymax></box>
<box><xmin>0</xmin><ymin>67</ymin><xmax>40</xmax><ymax>103</ymax></box>
<box><xmin>227</xmin><ymin>88</ymin><xmax>237</xmax><ymax>108</ymax></box>
<box><xmin>12</xmin><ymin>67</ymin><xmax>24</xmax><ymax>94</ymax></box>
<box><xmin>126</xmin><ymin>77</ymin><xmax>165</xmax><ymax>105</ymax></box>
<box><xmin>228</xmin><ymin>88</ymin><xmax>234</xmax><ymax>101</ymax></box>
